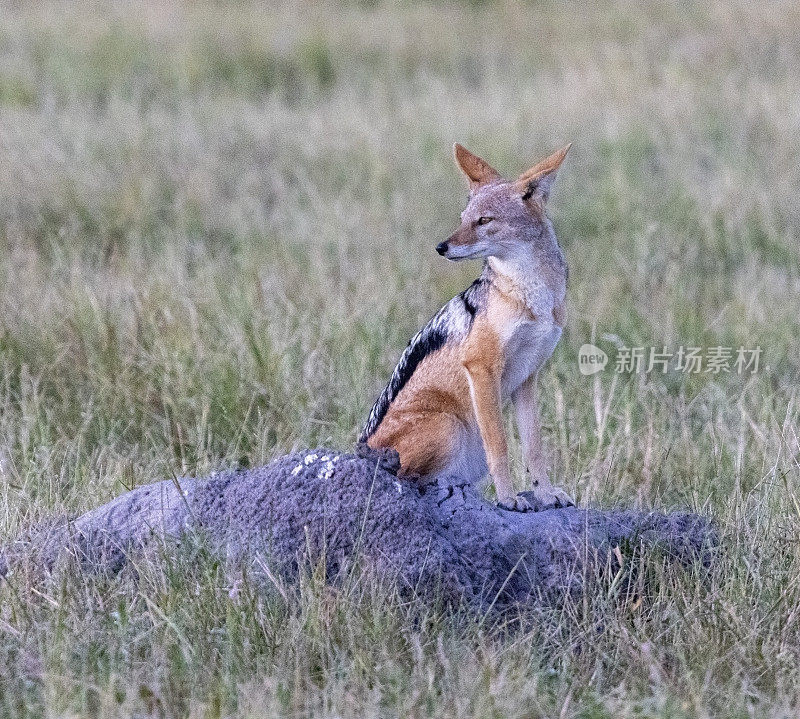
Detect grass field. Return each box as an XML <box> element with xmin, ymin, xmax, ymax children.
<box><xmin>2</xmin><ymin>0</ymin><xmax>800</xmax><ymax>716</ymax></box>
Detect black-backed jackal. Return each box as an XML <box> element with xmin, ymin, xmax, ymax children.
<box><xmin>360</xmin><ymin>143</ymin><xmax>574</xmax><ymax>512</ymax></box>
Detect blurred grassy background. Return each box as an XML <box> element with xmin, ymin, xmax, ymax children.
<box><xmin>1</xmin><ymin>1</ymin><xmax>800</xmax><ymax>716</ymax></box>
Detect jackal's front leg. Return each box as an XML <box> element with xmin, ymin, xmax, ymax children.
<box><xmin>463</xmin><ymin>360</ymin><xmax>531</xmax><ymax>512</ymax></box>
<box><xmin>512</xmin><ymin>374</ymin><xmax>574</xmax><ymax>510</ymax></box>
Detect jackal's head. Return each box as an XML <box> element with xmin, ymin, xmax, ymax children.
<box><xmin>436</xmin><ymin>143</ymin><xmax>571</xmax><ymax>261</ymax></box>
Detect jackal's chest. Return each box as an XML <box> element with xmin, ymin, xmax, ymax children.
<box><xmin>500</xmin><ymin>318</ymin><xmax>562</xmax><ymax>395</ymax></box>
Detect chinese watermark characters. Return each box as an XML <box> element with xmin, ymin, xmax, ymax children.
<box><xmin>580</xmin><ymin>344</ymin><xmax>761</xmax><ymax>375</ymax></box>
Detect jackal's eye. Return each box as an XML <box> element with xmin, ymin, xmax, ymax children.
<box><xmin>476</xmin><ymin>216</ymin><xmax>493</xmax><ymax>226</ymax></box>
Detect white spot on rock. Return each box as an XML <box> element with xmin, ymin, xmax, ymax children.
<box><xmin>317</xmin><ymin>460</ymin><xmax>335</xmax><ymax>480</ymax></box>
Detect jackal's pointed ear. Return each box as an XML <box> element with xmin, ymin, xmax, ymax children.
<box><xmin>453</xmin><ymin>143</ymin><xmax>502</xmax><ymax>190</ymax></box>
<box><xmin>515</xmin><ymin>143</ymin><xmax>571</xmax><ymax>204</ymax></box>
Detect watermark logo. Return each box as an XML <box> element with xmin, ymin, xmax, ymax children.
<box><xmin>577</xmin><ymin>342</ymin><xmax>762</xmax><ymax>376</ymax></box>
<box><xmin>578</xmin><ymin>344</ymin><xmax>608</xmax><ymax>375</ymax></box>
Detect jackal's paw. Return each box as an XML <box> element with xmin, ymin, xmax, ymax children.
<box><xmin>497</xmin><ymin>494</ymin><xmax>533</xmax><ymax>513</ymax></box>
<box><xmin>518</xmin><ymin>485</ymin><xmax>575</xmax><ymax>512</ymax></box>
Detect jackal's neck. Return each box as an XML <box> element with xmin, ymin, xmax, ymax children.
<box><xmin>484</xmin><ymin>245</ymin><xmax>567</xmax><ymax>310</ymax></box>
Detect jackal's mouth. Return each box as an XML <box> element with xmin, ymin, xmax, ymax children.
<box><xmin>444</xmin><ymin>246</ymin><xmax>487</xmax><ymax>261</ymax></box>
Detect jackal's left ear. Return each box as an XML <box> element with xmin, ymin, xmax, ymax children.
<box><xmin>515</xmin><ymin>143</ymin><xmax>572</xmax><ymax>203</ymax></box>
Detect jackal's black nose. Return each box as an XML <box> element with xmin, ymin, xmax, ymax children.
<box><xmin>435</xmin><ymin>241</ymin><xmax>449</xmax><ymax>256</ymax></box>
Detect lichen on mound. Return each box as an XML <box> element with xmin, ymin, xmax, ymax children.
<box><xmin>1</xmin><ymin>446</ymin><xmax>716</xmax><ymax>611</ymax></box>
